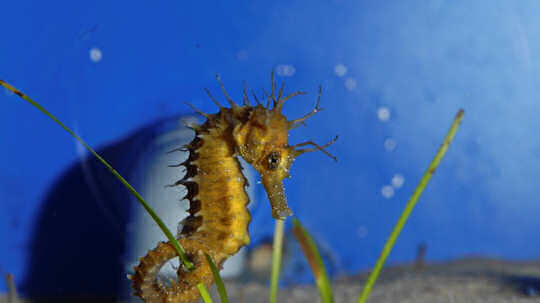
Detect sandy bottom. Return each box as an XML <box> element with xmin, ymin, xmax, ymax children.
<box><xmin>222</xmin><ymin>257</ymin><xmax>540</xmax><ymax>303</ymax></box>
<box><xmin>3</xmin><ymin>257</ymin><xmax>540</xmax><ymax>302</ymax></box>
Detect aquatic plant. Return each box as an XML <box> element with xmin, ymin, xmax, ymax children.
<box><xmin>1</xmin><ymin>77</ymin><xmax>463</xmax><ymax>303</ymax></box>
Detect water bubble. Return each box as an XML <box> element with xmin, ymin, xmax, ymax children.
<box><xmin>276</xmin><ymin>64</ymin><xmax>296</xmax><ymax>77</ymax></box>
<box><xmin>334</xmin><ymin>64</ymin><xmax>347</xmax><ymax>77</ymax></box>
<box><xmin>384</xmin><ymin>138</ymin><xmax>397</xmax><ymax>151</ymax></box>
<box><xmin>381</xmin><ymin>185</ymin><xmax>394</xmax><ymax>199</ymax></box>
<box><xmin>344</xmin><ymin>77</ymin><xmax>357</xmax><ymax>91</ymax></box>
<box><xmin>391</xmin><ymin>174</ymin><xmax>405</xmax><ymax>188</ymax></box>
<box><xmin>89</xmin><ymin>47</ymin><xmax>102</xmax><ymax>62</ymax></box>
<box><xmin>377</xmin><ymin>107</ymin><xmax>391</xmax><ymax>122</ymax></box>
<box><xmin>356</xmin><ymin>225</ymin><xmax>368</xmax><ymax>238</ymax></box>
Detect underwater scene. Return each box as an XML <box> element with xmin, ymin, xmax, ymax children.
<box><xmin>1</xmin><ymin>1</ymin><xmax>540</xmax><ymax>302</ymax></box>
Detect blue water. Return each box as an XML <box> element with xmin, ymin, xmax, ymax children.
<box><xmin>2</xmin><ymin>0</ymin><xmax>540</xmax><ymax>297</ymax></box>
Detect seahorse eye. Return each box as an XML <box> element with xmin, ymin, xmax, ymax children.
<box><xmin>267</xmin><ymin>151</ymin><xmax>281</xmax><ymax>170</ymax></box>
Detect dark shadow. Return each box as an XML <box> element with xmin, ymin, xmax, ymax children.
<box><xmin>21</xmin><ymin>115</ymin><xmax>185</xmax><ymax>300</ymax></box>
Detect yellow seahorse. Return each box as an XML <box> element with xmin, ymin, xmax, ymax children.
<box><xmin>130</xmin><ymin>73</ymin><xmax>337</xmax><ymax>302</ymax></box>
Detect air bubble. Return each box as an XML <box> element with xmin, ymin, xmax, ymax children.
<box><xmin>344</xmin><ymin>77</ymin><xmax>357</xmax><ymax>91</ymax></box>
<box><xmin>334</xmin><ymin>64</ymin><xmax>348</xmax><ymax>77</ymax></box>
<box><xmin>381</xmin><ymin>185</ymin><xmax>394</xmax><ymax>199</ymax></box>
<box><xmin>356</xmin><ymin>226</ymin><xmax>368</xmax><ymax>238</ymax></box>
<box><xmin>89</xmin><ymin>47</ymin><xmax>103</xmax><ymax>62</ymax></box>
<box><xmin>391</xmin><ymin>174</ymin><xmax>405</xmax><ymax>188</ymax></box>
<box><xmin>276</xmin><ymin>64</ymin><xmax>296</xmax><ymax>77</ymax></box>
<box><xmin>377</xmin><ymin>107</ymin><xmax>391</xmax><ymax>122</ymax></box>
<box><xmin>384</xmin><ymin>138</ymin><xmax>397</xmax><ymax>151</ymax></box>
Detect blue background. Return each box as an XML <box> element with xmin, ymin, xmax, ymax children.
<box><xmin>2</xmin><ymin>0</ymin><xmax>540</xmax><ymax>297</ymax></box>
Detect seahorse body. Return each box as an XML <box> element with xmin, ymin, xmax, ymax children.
<box><xmin>131</xmin><ymin>74</ymin><xmax>336</xmax><ymax>303</ymax></box>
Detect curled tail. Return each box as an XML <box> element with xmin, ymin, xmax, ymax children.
<box><xmin>130</xmin><ymin>239</ymin><xmax>224</xmax><ymax>303</ymax></box>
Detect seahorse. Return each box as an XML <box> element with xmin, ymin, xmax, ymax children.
<box><xmin>130</xmin><ymin>73</ymin><xmax>337</xmax><ymax>303</ymax></box>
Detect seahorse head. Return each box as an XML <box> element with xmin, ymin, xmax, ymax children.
<box><xmin>233</xmin><ymin>82</ymin><xmax>337</xmax><ymax>219</ymax></box>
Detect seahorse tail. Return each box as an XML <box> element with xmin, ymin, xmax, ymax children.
<box><xmin>130</xmin><ymin>239</ymin><xmax>223</xmax><ymax>303</ymax></box>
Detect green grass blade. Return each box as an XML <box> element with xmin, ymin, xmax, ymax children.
<box><xmin>269</xmin><ymin>218</ymin><xmax>285</xmax><ymax>303</ymax></box>
<box><xmin>357</xmin><ymin>109</ymin><xmax>464</xmax><ymax>303</ymax></box>
<box><xmin>291</xmin><ymin>218</ymin><xmax>334</xmax><ymax>303</ymax></box>
<box><xmin>196</xmin><ymin>283</ymin><xmax>214</xmax><ymax>303</ymax></box>
<box><xmin>205</xmin><ymin>253</ymin><xmax>229</xmax><ymax>303</ymax></box>
<box><xmin>1</xmin><ymin>79</ymin><xmax>192</xmax><ymax>268</ymax></box>
<box><xmin>0</xmin><ymin>80</ymin><xmax>216</xmax><ymax>296</ymax></box>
